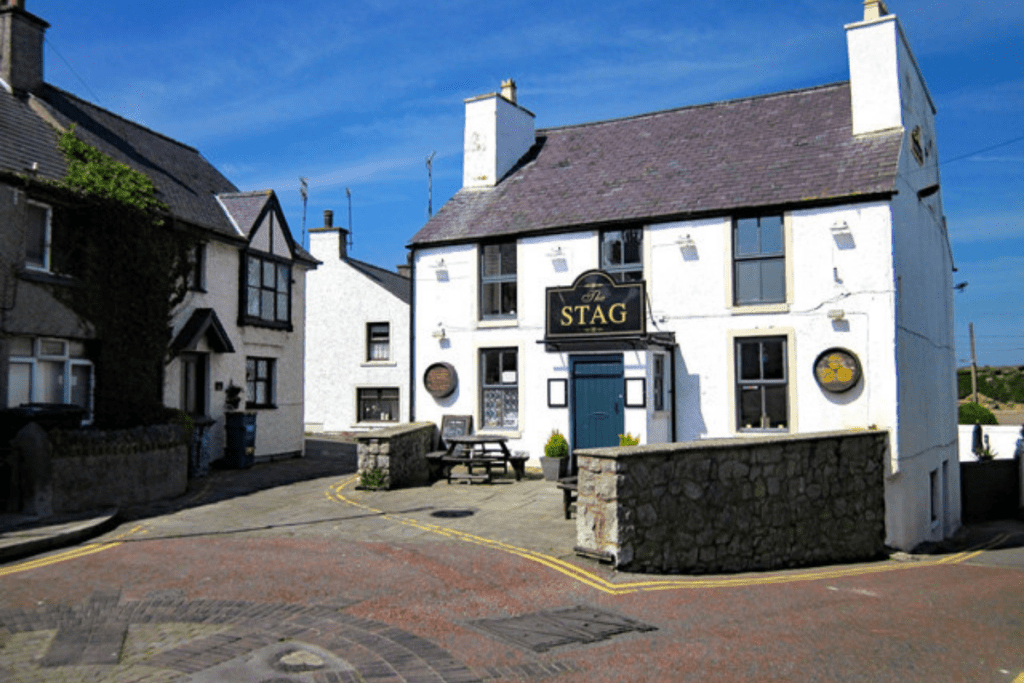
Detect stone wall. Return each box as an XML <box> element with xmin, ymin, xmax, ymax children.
<box><xmin>575</xmin><ymin>430</ymin><xmax>888</xmax><ymax>574</ymax></box>
<box><xmin>13</xmin><ymin>423</ymin><xmax>188</xmax><ymax>516</ymax></box>
<box><xmin>356</xmin><ymin>422</ymin><xmax>435</xmax><ymax>489</ymax></box>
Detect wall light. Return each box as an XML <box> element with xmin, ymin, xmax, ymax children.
<box><xmin>431</xmin><ymin>323</ymin><xmax>447</xmax><ymax>341</ymax></box>
<box><xmin>827</xmin><ymin>309</ymin><xmax>846</xmax><ymax>321</ymax></box>
<box><xmin>676</xmin><ymin>234</ymin><xmax>698</xmax><ymax>261</ymax></box>
<box><xmin>432</xmin><ymin>258</ymin><xmax>449</xmax><ymax>282</ymax></box>
<box><xmin>830</xmin><ymin>221</ymin><xmax>855</xmax><ymax>249</ymax></box>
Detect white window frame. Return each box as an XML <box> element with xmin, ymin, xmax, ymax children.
<box><xmin>25</xmin><ymin>200</ymin><xmax>52</xmax><ymax>273</ymax></box>
<box><xmin>8</xmin><ymin>337</ymin><xmax>93</xmax><ymax>422</ymax></box>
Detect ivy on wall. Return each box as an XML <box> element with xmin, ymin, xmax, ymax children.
<box><xmin>49</xmin><ymin>126</ymin><xmax>199</xmax><ymax>428</ymax></box>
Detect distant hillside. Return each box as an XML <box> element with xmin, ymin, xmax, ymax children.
<box><xmin>958</xmin><ymin>366</ymin><xmax>1024</xmax><ymax>406</ymax></box>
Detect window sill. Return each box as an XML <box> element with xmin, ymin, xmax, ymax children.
<box><xmin>238</xmin><ymin>317</ymin><xmax>294</xmax><ymax>332</ymax></box>
<box><xmin>361</xmin><ymin>361</ymin><xmax>397</xmax><ymax>368</ymax></box>
<box><xmin>477</xmin><ymin>319</ymin><xmax>519</xmax><ymax>329</ymax></box>
<box><xmin>730</xmin><ymin>303</ymin><xmax>790</xmax><ymax>315</ymax></box>
<box><xmin>20</xmin><ymin>267</ymin><xmax>77</xmax><ymax>287</ymax></box>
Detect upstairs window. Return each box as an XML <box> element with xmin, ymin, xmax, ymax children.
<box><xmin>25</xmin><ymin>201</ymin><xmax>51</xmax><ymax>272</ymax></box>
<box><xmin>367</xmin><ymin>323</ymin><xmax>390</xmax><ymax>361</ymax></box>
<box><xmin>242</xmin><ymin>253</ymin><xmax>291</xmax><ymax>327</ymax></box>
<box><xmin>601</xmin><ymin>228</ymin><xmax>643</xmax><ymax>282</ymax></box>
<box><xmin>188</xmin><ymin>243</ymin><xmax>206</xmax><ymax>292</ymax></box>
<box><xmin>480</xmin><ymin>242</ymin><xmax>517</xmax><ymax>319</ymax></box>
<box><xmin>733</xmin><ymin>215</ymin><xmax>785</xmax><ymax>305</ymax></box>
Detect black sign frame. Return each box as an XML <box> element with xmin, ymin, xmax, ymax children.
<box><xmin>545</xmin><ymin>270</ymin><xmax>646</xmax><ymax>340</ymax></box>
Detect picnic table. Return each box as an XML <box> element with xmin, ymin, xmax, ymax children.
<box><xmin>430</xmin><ymin>434</ymin><xmax>527</xmax><ymax>483</ymax></box>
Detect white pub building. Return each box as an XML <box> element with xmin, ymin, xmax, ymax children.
<box><xmin>408</xmin><ymin>1</ymin><xmax>958</xmax><ymax>550</ymax></box>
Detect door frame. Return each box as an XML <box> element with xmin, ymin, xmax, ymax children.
<box><xmin>568</xmin><ymin>353</ymin><xmax>625</xmax><ymax>471</ymax></box>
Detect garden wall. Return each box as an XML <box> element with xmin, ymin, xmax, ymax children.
<box><xmin>575</xmin><ymin>430</ymin><xmax>888</xmax><ymax>574</ymax></box>
<box><xmin>12</xmin><ymin>423</ymin><xmax>188</xmax><ymax>516</ymax></box>
<box><xmin>356</xmin><ymin>422</ymin><xmax>436</xmax><ymax>489</ymax></box>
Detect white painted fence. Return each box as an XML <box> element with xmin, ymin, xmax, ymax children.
<box><xmin>957</xmin><ymin>425</ymin><xmax>1024</xmax><ymax>462</ymax></box>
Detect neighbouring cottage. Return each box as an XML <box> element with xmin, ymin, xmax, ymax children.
<box><xmin>408</xmin><ymin>1</ymin><xmax>959</xmax><ymax>550</ymax></box>
<box><xmin>0</xmin><ymin>0</ymin><xmax>317</xmax><ymax>467</ymax></box>
<box><xmin>305</xmin><ymin>210</ymin><xmax>411</xmax><ymax>432</ymax></box>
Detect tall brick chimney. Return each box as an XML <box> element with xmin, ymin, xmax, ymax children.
<box><xmin>0</xmin><ymin>0</ymin><xmax>49</xmax><ymax>94</ymax></box>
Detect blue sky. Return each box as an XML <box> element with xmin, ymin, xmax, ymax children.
<box><xmin>34</xmin><ymin>0</ymin><xmax>1023</xmax><ymax>366</ymax></box>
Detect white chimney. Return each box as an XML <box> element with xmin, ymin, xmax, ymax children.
<box><xmin>308</xmin><ymin>209</ymin><xmax>349</xmax><ymax>261</ymax></box>
<box><xmin>463</xmin><ymin>79</ymin><xmax>535</xmax><ymax>189</ymax></box>
<box><xmin>0</xmin><ymin>0</ymin><xmax>48</xmax><ymax>94</ymax></box>
<box><xmin>845</xmin><ymin>1</ymin><xmax>906</xmax><ymax>136</ymax></box>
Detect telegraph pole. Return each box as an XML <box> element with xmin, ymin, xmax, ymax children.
<box><xmin>969</xmin><ymin>322</ymin><xmax>978</xmax><ymax>404</ymax></box>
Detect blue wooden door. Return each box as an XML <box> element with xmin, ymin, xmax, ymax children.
<box><xmin>571</xmin><ymin>355</ymin><xmax>624</xmax><ymax>451</ymax></box>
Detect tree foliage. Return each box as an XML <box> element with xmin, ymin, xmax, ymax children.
<box><xmin>958</xmin><ymin>402</ymin><xmax>998</xmax><ymax>425</ymax></box>
<box><xmin>50</xmin><ymin>126</ymin><xmax>198</xmax><ymax>428</ymax></box>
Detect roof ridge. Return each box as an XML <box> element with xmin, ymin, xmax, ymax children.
<box><xmin>38</xmin><ymin>83</ymin><xmax>202</xmax><ymax>153</ymax></box>
<box><xmin>347</xmin><ymin>256</ymin><xmax>409</xmax><ymax>280</ymax></box>
<box><xmin>538</xmin><ymin>81</ymin><xmax>850</xmax><ymax>134</ymax></box>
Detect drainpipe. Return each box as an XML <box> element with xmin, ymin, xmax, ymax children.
<box><xmin>670</xmin><ymin>345</ymin><xmax>678</xmax><ymax>443</ymax></box>
<box><xmin>408</xmin><ymin>247</ymin><xmax>416</xmax><ymax>423</ymax></box>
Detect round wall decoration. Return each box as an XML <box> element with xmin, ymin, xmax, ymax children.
<box><xmin>813</xmin><ymin>348</ymin><xmax>862</xmax><ymax>393</ymax></box>
<box><xmin>423</xmin><ymin>362</ymin><xmax>458</xmax><ymax>398</ymax></box>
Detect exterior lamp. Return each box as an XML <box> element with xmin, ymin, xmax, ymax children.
<box><xmin>432</xmin><ymin>258</ymin><xmax>449</xmax><ymax>282</ymax></box>
<box><xmin>830</xmin><ymin>221</ymin><xmax>855</xmax><ymax>249</ymax></box>
<box><xmin>676</xmin><ymin>234</ymin><xmax>697</xmax><ymax>260</ymax></box>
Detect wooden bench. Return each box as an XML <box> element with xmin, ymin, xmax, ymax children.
<box><xmin>556</xmin><ymin>476</ymin><xmax>578</xmax><ymax>519</ymax></box>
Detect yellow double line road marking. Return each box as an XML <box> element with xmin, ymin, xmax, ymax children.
<box><xmin>0</xmin><ymin>524</ymin><xmax>148</xmax><ymax>578</ymax></box>
<box><xmin>327</xmin><ymin>476</ymin><xmax>1008</xmax><ymax>595</ymax></box>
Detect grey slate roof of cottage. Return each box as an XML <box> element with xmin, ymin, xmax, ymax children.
<box><xmin>410</xmin><ymin>82</ymin><xmax>904</xmax><ymax>246</ymax></box>
<box><xmin>1</xmin><ymin>84</ymin><xmax>241</xmax><ymax>238</ymax></box>
<box><xmin>347</xmin><ymin>258</ymin><xmax>411</xmax><ymax>305</ymax></box>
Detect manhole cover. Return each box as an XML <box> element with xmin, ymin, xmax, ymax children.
<box><xmin>471</xmin><ymin>607</ymin><xmax>656</xmax><ymax>652</ymax></box>
<box><xmin>431</xmin><ymin>509</ymin><xmax>475</xmax><ymax>518</ymax></box>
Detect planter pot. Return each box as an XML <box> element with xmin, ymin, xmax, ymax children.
<box><xmin>541</xmin><ymin>456</ymin><xmax>567</xmax><ymax>481</ymax></box>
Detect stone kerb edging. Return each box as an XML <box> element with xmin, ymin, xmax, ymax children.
<box><xmin>356</xmin><ymin>422</ymin><xmax>436</xmax><ymax>490</ymax></box>
<box><xmin>575</xmin><ymin>430</ymin><xmax>888</xmax><ymax>574</ymax></box>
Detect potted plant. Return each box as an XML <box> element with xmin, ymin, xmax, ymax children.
<box><xmin>541</xmin><ymin>429</ymin><xmax>569</xmax><ymax>481</ymax></box>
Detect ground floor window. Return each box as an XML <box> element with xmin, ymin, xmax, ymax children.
<box><xmin>246</xmin><ymin>357</ymin><xmax>276</xmax><ymax>408</ymax></box>
<box><xmin>358</xmin><ymin>387</ymin><xmax>399</xmax><ymax>422</ymax></box>
<box><xmin>735</xmin><ymin>336</ymin><xmax>787</xmax><ymax>431</ymax></box>
<box><xmin>481</xmin><ymin>348</ymin><xmax>518</xmax><ymax>429</ymax></box>
<box><xmin>7</xmin><ymin>337</ymin><xmax>93</xmax><ymax>420</ymax></box>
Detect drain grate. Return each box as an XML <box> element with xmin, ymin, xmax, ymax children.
<box><xmin>470</xmin><ymin>607</ymin><xmax>656</xmax><ymax>652</ymax></box>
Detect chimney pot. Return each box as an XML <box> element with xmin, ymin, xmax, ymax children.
<box><xmin>323</xmin><ymin>209</ymin><xmax>333</xmax><ymax>228</ymax></box>
<box><xmin>863</xmin><ymin>0</ymin><xmax>889</xmax><ymax>21</ymax></box>
<box><xmin>501</xmin><ymin>79</ymin><xmax>517</xmax><ymax>104</ymax></box>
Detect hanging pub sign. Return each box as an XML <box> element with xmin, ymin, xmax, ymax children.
<box><xmin>424</xmin><ymin>362</ymin><xmax>458</xmax><ymax>398</ymax></box>
<box><xmin>545</xmin><ymin>270</ymin><xmax>645</xmax><ymax>339</ymax></box>
<box><xmin>813</xmin><ymin>347</ymin><xmax>862</xmax><ymax>393</ymax></box>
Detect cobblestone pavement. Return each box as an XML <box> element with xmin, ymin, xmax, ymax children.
<box><xmin>1</xmin><ymin>444</ymin><xmax>1023</xmax><ymax>682</ymax></box>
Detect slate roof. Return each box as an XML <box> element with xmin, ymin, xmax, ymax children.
<box><xmin>410</xmin><ymin>82</ymin><xmax>904</xmax><ymax>246</ymax></box>
<box><xmin>1</xmin><ymin>83</ymin><xmax>240</xmax><ymax>238</ymax></box>
<box><xmin>347</xmin><ymin>258</ymin><xmax>411</xmax><ymax>305</ymax></box>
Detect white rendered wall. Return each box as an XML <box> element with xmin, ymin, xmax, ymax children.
<box><xmin>305</xmin><ymin>229</ymin><xmax>409</xmax><ymax>432</ymax></box>
<box><xmin>957</xmin><ymin>425</ymin><xmax>1024</xmax><ymax>462</ymax></box>
<box><xmin>165</xmin><ymin>237</ymin><xmax>310</xmax><ymax>461</ymax></box>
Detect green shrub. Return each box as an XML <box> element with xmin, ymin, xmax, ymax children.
<box><xmin>544</xmin><ymin>430</ymin><xmax>568</xmax><ymax>458</ymax></box>
<box><xmin>618</xmin><ymin>432</ymin><xmax>640</xmax><ymax>447</ymax></box>
<box><xmin>958</xmin><ymin>402</ymin><xmax>998</xmax><ymax>425</ymax></box>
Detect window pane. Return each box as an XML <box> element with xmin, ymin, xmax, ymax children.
<box><xmin>481</xmin><ymin>282</ymin><xmax>500</xmax><ymax>316</ymax></box>
<box><xmin>761</xmin><ymin>258</ymin><xmax>785</xmax><ymax>303</ymax></box>
<box><xmin>247</xmin><ymin>286</ymin><xmax>261</xmax><ymax>316</ymax></box>
<box><xmin>602</xmin><ymin>233</ymin><xmax>622</xmax><ymax>268</ymax></box>
<box><xmin>263</xmin><ymin>260</ymin><xmax>276</xmax><ymax>287</ymax></box>
<box><xmin>70</xmin><ymin>364</ymin><xmax>92</xmax><ymax>412</ymax></box>
<box><xmin>261</xmin><ymin>290</ymin><xmax>274</xmax><ymax>320</ymax></box>
<box><xmin>622</xmin><ymin>229</ymin><xmax>642</xmax><ymax>264</ymax></box>
<box><xmin>483</xmin><ymin>350</ymin><xmax>500</xmax><ymax>385</ymax></box>
<box><xmin>8</xmin><ymin>362</ymin><xmax>31</xmax><ymax>406</ymax></box>
<box><xmin>69</xmin><ymin>341</ymin><xmax>87</xmax><ymax>358</ymax></box>
<box><xmin>734</xmin><ymin>218</ymin><xmax>760</xmax><ymax>256</ymax></box>
<box><xmin>278</xmin><ymin>264</ymin><xmax>289</xmax><ymax>293</ymax></box>
<box><xmin>38</xmin><ymin>360</ymin><xmax>64</xmax><ymax>403</ymax></box>
<box><xmin>738</xmin><ymin>387</ymin><xmax>762</xmax><ymax>429</ymax></box>
<box><xmin>739</xmin><ymin>342</ymin><xmax>761</xmax><ymax>380</ymax></box>
<box><xmin>500</xmin><ymin>282</ymin><xmax>516</xmax><ymax>316</ymax></box>
<box><xmin>501</xmin><ymin>349</ymin><xmax>517</xmax><ymax>383</ymax></box>
<box><xmin>734</xmin><ymin>261</ymin><xmax>761</xmax><ymax>305</ymax></box>
<box><xmin>40</xmin><ymin>340</ymin><xmax>66</xmax><ymax>357</ymax></box>
<box><xmin>482</xmin><ymin>244</ymin><xmax>500</xmax><ymax>277</ymax></box>
<box><xmin>26</xmin><ymin>204</ymin><xmax>48</xmax><ymax>267</ymax></box>
<box><xmin>502</xmin><ymin>388</ymin><xmax>518</xmax><ymax>428</ymax></box>
<box><xmin>255</xmin><ymin>381</ymin><xmax>266</xmax><ymax>405</ymax></box>
<box><xmin>760</xmin><ymin>215</ymin><xmax>784</xmax><ymax>255</ymax></box>
<box><xmin>764</xmin><ymin>386</ymin><xmax>787</xmax><ymax>428</ymax></box>
<box><xmin>500</xmin><ymin>242</ymin><xmax>516</xmax><ymax>275</ymax></box>
<box><xmin>762</xmin><ymin>340</ymin><xmax>785</xmax><ymax>380</ymax></box>
<box><xmin>247</xmin><ymin>257</ymin><xmax>260</xmax><ymax>287</ymax></box>
<box><xmin>276</xmin><ymin>293</ymin><xmax>288</xmax><ymax>321</ymax></box>
<box><xmin>9</xmin><ymin>337</ymin><xmax>33</xmax><ymax>357</ymax></box>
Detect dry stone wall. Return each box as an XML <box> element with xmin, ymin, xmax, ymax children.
<box><xmin>576</xmin><ymin>431</ymin><xmax>887</xmax><ymax>573</ymax></box>
<box><xmin>356</xmin><ymin>423</ymin><xmax>435</xmax><ymax>489</ymax></box>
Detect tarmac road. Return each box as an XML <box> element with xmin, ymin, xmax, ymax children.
<box><xmin>0</xmin><ymin>443</ymin><xmax>1022</xmax><ymax>682</ymax></box>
